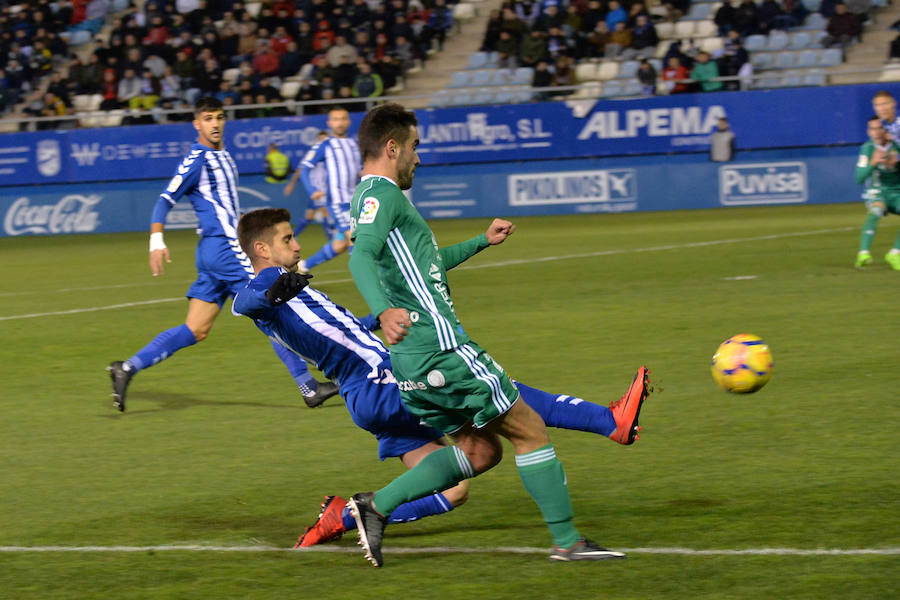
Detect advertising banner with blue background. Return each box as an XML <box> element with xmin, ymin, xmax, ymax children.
<box><xmin>1</xmin><ymin>83</ymin><xmax>896</xmax><ymax>188</ymax></box>
<box><xmin>0</xmin><ymin>146</ymin><xmax>859</xmax><ymax>237</ymax></box>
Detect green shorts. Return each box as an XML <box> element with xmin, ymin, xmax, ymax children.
<box><xmin>390</xmin><ymin>341</ymin><xmax>520</xmax><ymax>435</ymax></box>
<box><xmin>864</xmin><ymin>187</ymin><xmax>900</xmax><ymax>215</ymax></box>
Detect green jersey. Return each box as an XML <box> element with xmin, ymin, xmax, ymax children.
<box><xmin>349</xmin><ymin>175</ymin><xmax>489</xmax><ymax>355</ymax></box>
<box><xmin>855</xmin><ymin>140</ymin><xmax>900</xmax><ymax>190</ymax></box>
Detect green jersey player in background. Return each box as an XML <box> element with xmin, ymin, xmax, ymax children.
<box><xmin>344</xmin><ymin>102</ymin><xmax>651</xmax><ymax>567</ymax></box>
<box><xmin>855</xmin><ymin>115</ymin><xmax>900</xmax><ymax>269</ymax></box>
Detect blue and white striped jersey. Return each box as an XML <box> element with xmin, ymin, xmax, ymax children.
<box><xmin>300</xmin><ymin>136</ymin><xmax>361</xmax><ymax>207</ymax></box>
<box><xmin>884</xmin><ymin>117</ymin><xmax>900</xmax><ymax>142</ymax></box>
<box><xmin>232</xmin><ymin>267</ymin><xmax>390</xmax><ymax>388</ymax></box>
<box><xmin>152</xmin><ymin>143</ymin><xmax>242</xmax><ymax>238</ymax></box>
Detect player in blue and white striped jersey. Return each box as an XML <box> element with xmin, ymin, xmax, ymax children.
<box><xmin>874</xmin><ymin>90</ymin><xmax>900</xmax><ymax>141</ymax></box>
<box><xmin>234</xmin><ymin>208</ymin><xmax>648</xmax><ymax>550</ymax></box>
<box><xmin>106</xmin><ymin>97</ymin><xmax>337</xmax><ymax>412</ymax></box>
<box><xmin>283</xmin><ymin>130</ymin><xmax>332</xmax><ymax>238</ymax></box>
<box><xmin>295</xmin><ymin>107</ymin><xmax>361</xmax><ymax>274</ymax></box>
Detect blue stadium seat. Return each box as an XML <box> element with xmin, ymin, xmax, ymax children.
<box><xmin>795</xmin><ymin>49</ymin><xmax>819</xmax><ymax>67</ymax></box>
<box><xmin>467</xmin><ymin>52</ymin><xmax>489</xmax><ymax>70</ymax></box>
<box><xmin>512</xmin><ymin>86</ymin><xmax>533</xmax><ymax>103</ymax></box>
<box><xmin>601</xmin><ymin>79</ymin><xmax>624</xmax><ymax>97</ymax></box>
<box><xmin>622</xmin><ymin>79</ymin><xmax>644</xmax><ymax>96</ymax></box>
<box><xmin>801</xmin><ymin>0</ymin><xmax>822</xmax><ymax>11</ymax></box>
<box><xmin>767</xmin><ymin>30</ymin><xmax>790</xmax><ymax>51</ymax></box>
<box><xmin>751</xmin><ymin>52</ymin><xmax>775</xmax><ymax>70</ymax></box>
<box><xmin>819</xmin><ymin>47</ymin><xmax>843</xmax><ymax>66</ymax></box>
<box><xmin>649</xmin><ymin>58</ymin><xmax>663</xmax><ymax>72</ymax></box>
<box><xmin>485</xmin><ymin>51</ymin><xmax>501</xmax><ymax>68</ymax></box>
<box><xmin>448</xmin><ymin>71</ymin><xmax>471</xmax><ymax>88</ymax></box>
<box><xmin>512</xmin><ymin>67</ymin><xmax>534</xmax><ymax>85</ymax></box>
<box><xmin>745</xmin><ymin>34</ymin><xmax>768</xmax><ymax>52</ymax></box>
<box><xmin>779</xmin><ymin>70</ymin><xmax>804</xmax><ymax>87</ymax></box>
<box><xmin>472</xmin><ymin>90</ymin><xmax>494</xmax><ymax>105</ymax></box>
<box><xmin>773</xmin><ymin>51</ymin><xmax>795</xmax><ymax>69</ymax></box>
<box><xmin>493</xmin><ymin>86</ymin><xmax>516</xmax><ymax>104</ymax></box>
<box><xmin>809</xmin><ymin>30</ymin><xmax>828</xmax><ymax>48</ymax></box>
<box><xmin>470</xmin><ymin>69</ymin><xmax>493</xmax><ymax>87</ymax></box>
<box><xmin>429</xmin><ymin>90</ymin><xmax>453</xmax><ymax>107</ymax></box>
<box><xmin>618</xmin><ymin>60</ymin><xmax>641</xmax><ymax>79</ymax></box>
<box><xmin>802</xmin><ymin>13</ymin><xmax>828</xmax><ymax>30</ymax></box>
<box><xmin>755</xmin><ymin>73</ymin><xmax>781</xmax><ymax>88</ymax></box>
<box><xmin>490</xmin><ymin>69</ymin><xmax>513</xmax><ymax>86</ymax></box>
<box><xmin>788</xmin><ymin>31</ymin><xmax>811</xmax><ymax>50</ymax></box>
<box><xmin>803</xmin><ymin>69</ymin><xmax>827</xmax><ymax>86</ymax></box>
<box><xmin>449</xmin><ymin>91</ymin><xmax>473</xmax><ymax>106</ymax></box>
<box><xmin>685</xmin><ymin>2</ymin><xmax>713</xmax><ymax>20</ymax></box>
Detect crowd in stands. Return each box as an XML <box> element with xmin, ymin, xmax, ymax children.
<box><xmin>475</xmin><ymin>0</ymin><xmax>877</xmax><ymax>98</ymax></box>
<box><xmin>1</xmin><ymin>0</ymin><xmax>462</xmax><ymax>127</ymax></box>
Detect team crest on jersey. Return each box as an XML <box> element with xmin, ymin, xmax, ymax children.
<box><xmin>359</xmin><ymin>197</ymin><xmax>380</xmax><ymax>224</ymax></box>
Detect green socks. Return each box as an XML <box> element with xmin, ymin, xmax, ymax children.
<box><xmin>516</xmin><ymin>445</ymin><xmax>579</xmax><ymax>549</ymax></box>
<box><xmin>373</xmin><ymin>446</ymin><xmax>474</xmax><ymax>516</ymax></box>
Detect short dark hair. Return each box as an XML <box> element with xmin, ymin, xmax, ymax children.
<box><xmin>194</xmin><ymin>96</ymin><xmax>223</xmax><ymax>117</ymax></box>
<box><xmin>357</xmin><ymin>102</ymin><xmax>418</xmax><ymax>162</ymax></box>
<box><xmin>238</xmin><ymin>208</ymin><xmax>293</xmax><ymax>259</ymax></box>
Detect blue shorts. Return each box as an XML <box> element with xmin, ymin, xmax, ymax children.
<box><xmin>341</xmin><ymin>378</ymin><xmax>445</xmax><ymax>461</ymax></box>
<box><xmin>186</xmin><ymin>236</ymin><xmax>255</xmax><ymax>307</ymax></box>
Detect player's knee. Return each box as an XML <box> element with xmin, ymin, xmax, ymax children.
<box><xmin>188</xmin><ymin>325</ymin><xmax>211</xmax><ymax>342</ymax></box>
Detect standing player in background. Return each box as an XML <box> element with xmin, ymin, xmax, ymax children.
<box><xmin>232</xmin><ymin>208</ymin><xmax>652</xmax><ymax>549</ymax></box>
<box><xmin>854</xmin><ymin>116</ymin><xmax>900</xmax><ymax>269</ymax></box>
<box><xmin>345</xmin><ymin>103</ymin><xmax>650</xmax><ymax>567</ymax></box>
<box><xmin>283</xmin><ymin>130</ymin><xmax>332</xmax><ymax>238</ymax></box>
<box><xmin>106</xmin><ymin>97</ymin><xmax>338</xmax><ymax>412</ymax></box>
<box><xmin>292</xmin><ymin>107</ymin><xmax>361</xmax><ymax>274</ymax></box>
<box><xmin>872</xmin><ymin>90</ymin><xmax>900</xmax><ymax>141</ymax></box>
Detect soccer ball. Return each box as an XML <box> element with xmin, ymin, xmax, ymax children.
<box><xmin>711</xmin><ymin>334</ymin><xmax>774</xmax><ymax>393</ymax></box>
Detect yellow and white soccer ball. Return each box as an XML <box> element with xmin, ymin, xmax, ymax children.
<box><xmin>711</xmin><ymin>334</ymin><xmax>774</xmax><ymax>393</ymax></box>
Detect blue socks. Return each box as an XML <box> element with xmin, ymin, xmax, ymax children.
<box><xmin>126</xmin><ymin>324</ymin><xmax>196</xmax><ymax>371</ymax></box>
<box><xmin>340</xmin><ymin>492</ymin><xmax>455</xmax><ymax>531</ymax></box>
<box><xmin>515</xmin><ymin>381</ymin><xmax>617</xmax><ymax>438</ymax></box>
<box><xmin>305</xmin><ymin>242</ymin><xmax>338</xmax><ymax>270</ymax></box>
<box><xmin>269</xmin><ymin>340</ymin><xmax>317</xmax><ymax>394</ymax></box>
<box><xmin>293</xmin><ymin>217</ymin><xmax>309</xmax><ymax>236</ymax></box>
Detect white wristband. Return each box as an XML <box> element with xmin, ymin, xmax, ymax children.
<box><xmin>149</xmin><ymin>232</ymin><xmax>167</xmax><ymax>252</ymax></box>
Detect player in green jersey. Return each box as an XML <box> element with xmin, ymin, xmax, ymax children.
<box><xmin>855</xmin><ymin>115</ymin><xmax>900</xmax><ymax>269</ymax></box>
<box><xmin>345</xmin><ymin>102</ymin><xmax>650</xmax><ymax>567</ymax></box>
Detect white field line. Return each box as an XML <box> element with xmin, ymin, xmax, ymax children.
<box><xmin>0</xmin><ymin>544</ymin><xmax>897</xmax><ymax>556</ymax></box>
<box><xmin>0</xmin><ymin>227</ymin><xmax>853</xmax><ymax>322</ymax></box>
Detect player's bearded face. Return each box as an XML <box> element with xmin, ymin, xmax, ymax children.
<box><xmin>269</xmin><ymin>222</ymin><xmax>302</xmax><ymax>270</ymax></box>
<box><xmin>396</xmin><ymin>129</ymin><xmax>420</xmax><ymax>190</ymax></box>
<box><xmin>194</xmin><ymin>110</ymin><xmax>225</xmax><ymax>149</ymax></box>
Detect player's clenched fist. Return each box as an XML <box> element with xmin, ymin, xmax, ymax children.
<box><xmin>266</xmin><ymin>271</ymin><xmax>312</xmax><ymax>305</ymax></box>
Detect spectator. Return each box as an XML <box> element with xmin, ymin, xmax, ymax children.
<box><xmin>313</xmin><ymin>19</ymin><xmax>335</xmax><ymax>51</ymax></box>
<box><xmin>626</xmin><ymin>1</ymin><xmax>651</xmax><ymax>27</ymax></box>
<box><xmin>637</xmin><ymin>57</ymin><xmax>657</xmax><ymax>95</ymax></box>
<box><xmin>352</xmin><ymin>59</ymin><xmax>383</xmax><ymax>98</ymax></box>
<box><xmin>630</xmin><ymin>14</ymin><xmax>659</xmax><ymax>59</ymax></box>
<box><xmin>116</xmin><ymin>67</ymin><xmax>142</xmax><ymax>107</ymax></box>
<box><xmin>251</xmin><ymin>38</ymin><xmax>280</xmax><ymax>75</ymax></box>
<box><xmin>738</xmin><ymin>58</ymin><xmax>754</xmax><ymax>89</ymax></box>
<box><xmin>270</xmin><ymin>25</ymin><xmax>293</xmax><ymax>56</ymax></box>
<box><xmin>134</xmin><ymin>68</ymin><xmax>161</xmax><ymax>110</ymax></box>
<box><xmin>532</xmin><ymin>58</ymin><xmax>554</xmax><ymax>101</ymax></box>
<box><xmin>279</xmin><ymin>40</ymin><xmax>304</xmax><ymax>78</ymax></box>
<box><xmin>552</xmin><ymin>54</ymin><xmax>575</xmax><ymax>96</ymax></box>
<box><xmin>215</xmin><ymin>79</ymin><xmax>240</xmax><ymax>105</ymax></box>
<box><xmin>500</xmin><ymin>7</ymin><xmax>527</xmax><ymax>42</ymax></box>
<box><xmin>235</xmin><ymin>21</ymin><xmax>258</xmax><ymax>64</ymax></box>
<box><xmin>46</xmin><ymin>71</ymin><xmax>71</xmax><ymax>107</ymax></box>
<box><xmin>606</xmin><ymin>21</ymin><xmax>633</xmax><ymax>59</ymax></box>
<box><xmin>733</xmin><ymin>0</ymin><xmax>761</xmax><ymax>36</ymax></box>
<box><xmin>255</xmin><ymin>76</ymin><xmax>280</xmax><ymax>102</ymax></box>
<box><xmin>715</xmin><ymin>0</ymin><xmax>738</xmax><ymax>36</ymax></box>
<box><xmin>427</xmin><ymin>0</ymin><xmax>454</xmax><ymax>51</ymax></box>
<box><xmin>496</xmin><ymin>30</ymin><xmax>520</xmax><ymax>67</ymax></box>
<box><xmin>375</xmin><ymin>54</ymin><xmax>402</xmax><ymax>90</ymax></box>
<box><xmin>662</xmin><ymin>55</ymin><xmax>689</xmax><ymax>93</ymax></box>
<box><xmin>159</xmin><ymin>65</ymin><xmax>183</xmax><ymax>106</ymax></box>
<box><xmin>327</xmin><ymin>34</ymin><xmax>359</xmax><ymax>68</ymax></box>
<box><xmin>710</xmin><ymin>117</ymin><xmax>736</xmax><ymax>161</ymax></box>
<box><xmin>99</xmin><ymin>67</ymin><xmax>119</xmax><ymax>109</ymax></box>
<box><xmin>535</xmin><ymin>3</ymin><xmax>565</xmax><ymax>32</ymax></box>
<box><xmin>719</xmin><ymin>34</ymin><xmax>749</xmax><ymax>90</ymax></box>
<box><xmin>546</xmin><ymin>25</ymin><xmax>575</xmax><ymax>59</ymax></box>
<box><xmin>481</xmin><ymin>9</ymin><xmax>504</xmax><ymax>52</ymax></box>
<box><xmin>582</xmin><ymin>0</ymin><xmax>605</xmax><ymax>33</ymax></box>
<box><xmin>757</xmin><ymin>0</ymin><xmax>785</xmax><ymax>34</ymax></box>
<box><xmin>519</xmin><ymin>28</ymin><xmax>549</xmax><ymax>67</ymax></box>
<box><xmin>514</xmin><ymin>0</ymin><xmax>541</xmax><ymax>28</ymax></box>
<box><xmin>143</xmin><ymin>53</ymin><xmax>167</xmax><ymax>78</ymax></box>
<box><xmin>605</xmin><ymin>0</ymin><xmax>628</xmax><ymax>31</ymax></box>
<box><xmin>664</xmin><ymin>39</ymin><xmax>694</xmax><ymax>69</ymax></box>
<box><xmin>562</xmin><ymin>4</ymin><xmax>583</xmax><ymax>35</ymax></box>
<box><xmin>173</xmin><ymin>49</ymin><xmax>196</xmax><ymax>88</ymax></box>
<box><xmin>691</xmin><ymin>51</ymin><xmax>723</xmax><ymax>91</ymax></box>
<box><xmin>585</xmin><ymin>22</ymin><xmax>610</xmax><ymax>58</ymax></box>
<box><xmin>393</xmin><ymin>34</ymin><xmax>418</xmax><ymax>73</ymax></box>
<box><xmin>823</xmin><ymin>3</ymin><xmax>861</xmax><ymax>48</ymax></box>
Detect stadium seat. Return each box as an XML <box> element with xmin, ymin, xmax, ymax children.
<box><xmin>453</xmin><ymin>2</ymin><xmax>476</xmax><ymax>22</ymax></box>
<box><xmin>67</xmin><ymin>29</ymin><xmax>92</xmax><ymax>45</ymax></box>
<box><xmin>618</xmin><ymin>60</ymin><xmax>641</xmax><ymax>79</ymax></box>
<box><xmin>223</xmin><ymin>68</ymin><xmax>240</xmax><ymax>84</ymax></box>
<box><xmin>79</xmin><ymin>111</ymin><xmax>104</xmax><ymax>128</ymax></box>
<box><xmin>601</xmin><ymin>79</ymin><xmax>624</xmax><ymax>97</ymax></box>
<box><xmin>745</xmin><ymin>34</ymin><xmax>768</xmax><ymax>52</ymax></box>
<box><xmin>656</xmin><ymin>22</ymin><xmax>675</xmax><ymax>39</ymax></box>
<box><xmin>245</xmin><ymin>2</ymin><xmax>262</xmax><ymax>17</ymax></box>
<box><xmin>879</xmin><ymin>67</ymin><xmax>900</xmax><ymax>82</ymax></box>
<box><xmin>449</xmin><ymin>91</ymin><xmax>472</xmax><ymax>106</ymax></box>
<box><xmin>700</xmin><ymin>36</ymin><xmax>724</xmax><ymax>55</ymax></box>
<box><xmin>685</xmin><ymin>3</ymin><xmax>713</xmax><ymax>20</ymax></box>
<box><xmin>694</xmin><ymin>20</ymin><xmax>718</xmax><ymax>38</ymax></box>
<box><xmin>622</xmin><ymin>79</ymin><xmax>644</xmax><ymax>96</ymax></box>
<box><xmin>467</xmin><ymin>51</ymin><xmax>489</xmax><ymax>69</ymax></box>
<box><xmin>803</xmin><ymin>69</ymin><xmax>827</xmax><ymax>85</ymax></box>
<box><xmin>485</xmin><ymin>51</ymin><xmax>500</xmax><ymax>68</ymax></box>
<box><xmin>801</xmin><ymin>0</ymin><xmax>822</xmax><ymax>11</ymax></box>
<box><xmin>773</xmin><ymin>51</ymin><xmax>795</xmax><ymax>69</ymax></box>
<box><xmin>88</xmin><ymin>94</ymin><xmax>103</xmax><ymax>111</ymax></box>
<box><xmin>597</xmin><ymin>61</ymin><xmax>619</xmax><ymax>80</ymax></box>
<box><xmin>751</xmin><ymin>52</ymin><xmax>775</xmax><ymax>70</ymax></box>
<box><xmin>779</xmin><ymin>70</ymin><xmax>804</xmax><ymax>87</ymax></box>
<box><xmin>649</xmin><ymin>58</ymin><xmax>663</xmax><ymax>72</ymax></box>
<box><xmin>674</xmin><ymin>21</ymin><xmax>696</xmax><ymax>38</ymax></box>
<box><xmin>819</xmin><ymin>47</ymin><xmax>842</xmax><ymax>66</ymax></box>
<box><xmin>795</xmin><ymin>49</ymin><xmax>819</xmax><ymax>68</ymax></box>
<box><xmin>448</xmin><ymin>71</ymin><xmax>471</xmax><ymax>88</ymax></box>
<box><xmin>575</xmin><ymin>62</ymin><xmax>599</xmax><ymax>82</ymax></box>
<box><xmin>470</xmin><ymin>69</ymin><xmax>493</xmax><ymax>87</ymax></box>
<box><xmin>280</xmin><ymin>80</ymin><xmax>300</xmax><ymax>99</ymax></box>
<box><xmin>655</xmin><ymin>40</ymin><xmax>670</xmax><ymax>58</ymax></box>
<box><xmin>789</xmin><ymin>31</ymin><xmax>811</xmax><ymax>50</ymax></box>
<box><xmin>492</xmin><ymin>86</ymin><xmax>517</xmax><ymax>103</ymax></box>
<box><xmin>512</xmin><ymin>86</ymin><xmax>533</xmax><ymax>103</ymax></box>
<box><xmin>802</xmin><ymin>13</ymin><xmax>827</xmax><ymax>30</ymax></box>
<box><xmin>490</xmin><ymin>69</ymin><xmax>513</xmax><ymax>86</ymax></box>
<box><xmin>472</xmin><ymin>90</ymin><xmax>494</xmax><ymax>105</ymax></box>
<box><xmin>72</xmin><ymin>94</ymin><xmax>93</xmax><ymax>112</ymax></box>
<box><xmin>103</xmin><ymin>109</ymin><xmax>126</xmax><ymax>127</ymax></box>
<box><xmin>571</xmin><ymin>81</ymin><xmax>602</xmax><ymax>99</ymax></box>
<box><xmin>755</xmin><ymin>73</ymin><xmax>781</xmax><ymax>88</ymax></box>
<box><xmin>0</xmin><ymin>119</ymin><xmax>19</xmax><ymax>133</ymax></box>
<box><xmin>809</xmin><ymin>30</ymin><xmax>828</xmax><ymax>49</ymax></box>
<box><xmin>429</xmin><ymin>90</ymin><xmax>452</xmax><ymax>107</ymax></box>
<box><xmin>512</xmin><ymin>67</ymin><xmax>534</xmax><ymax>85</ymax></box>
<box><xmin>767</xmin><ymin>30</ymin><xmax>790</xmax><ymax>51</ymax></box>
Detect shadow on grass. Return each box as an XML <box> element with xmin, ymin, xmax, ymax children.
<box><xmin>97</xmin><ymin>391</ymin><xmax>345</xmax><ymax>416</ymax></box>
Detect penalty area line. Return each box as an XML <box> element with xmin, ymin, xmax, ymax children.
<box><xmin>0</xmin><ymin>545</ymin><xmax>898</xmax><ymax>556</ymax></box>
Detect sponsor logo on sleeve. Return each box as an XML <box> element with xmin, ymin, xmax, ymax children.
<box><xmin>358</xmin><ymin>196</ymin><xmax>380</xmax><ymax>224</ymax></box>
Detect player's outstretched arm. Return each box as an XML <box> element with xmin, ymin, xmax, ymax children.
<box><xmin>149</xmin><ymin>222</ymin><xmax>171</xmax><ymax>277</ymax></box>
<box><xmin>485</xmin><ymin>218</ymin><xmax>515</xmax><ymax>245</ymax></box>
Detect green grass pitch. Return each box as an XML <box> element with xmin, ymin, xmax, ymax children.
<box><xmin>1</xmin><ymin>203</ymin><xmax>898</xmax><ymax>599</ymax></box>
